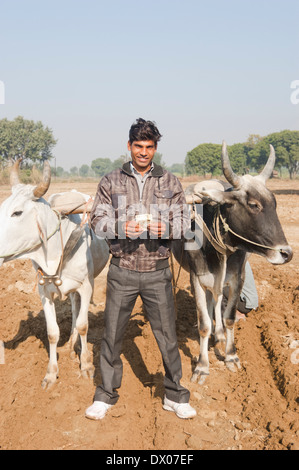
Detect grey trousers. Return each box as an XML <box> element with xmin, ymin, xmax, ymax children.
<box><xmin>94</xmin><ymin>263</ymin><xmax>190</xmax><ymax>405</ymax></box>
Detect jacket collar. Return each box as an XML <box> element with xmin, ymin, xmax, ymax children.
<box><xmin>122</xmin><ymin>161</ymin><xmax>164</xmax><ymax>178</ymax></box>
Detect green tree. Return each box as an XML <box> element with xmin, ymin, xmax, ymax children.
<box><xmin>56</xmin><ymin>166</ymin><xmax>65</xmax><ymax>178</ymax></box>
<box><xmin>79</xmin><ymin>164</ymin><xmax>91</xmax><ymax>177</ymax></box>
<box><xmin>248</xmin><ymin>130</ymin><xmax>299</xmax><ymax>178</ymax></box>
<box><xmin>112</xmin><ymin>154</ymin><xmax>130</xmax><ymax>170</ymax></box>
<box><xmin>185</xmin><ymin>143</ymin><xmax>222</xmax><ymax>176</ymax></box>
<box><xmin>112</xmin><ymin>158</ymin><xmax>125</xmax><ymax>170</ymax></box>
<box><xmin>0</xmin><ymin>116</ymin><xmax>57</xmax><ymax>167</ymax></box>
<box><xmin>246</xmin><ymin>134</ymin><xmax>263</xmax><ymax>150</ymax></box>
<box><xmin>70</xmin><ymin>166</ymin><xmax>79</xmax><ymax>176</ymax></box>
<box><xmin>228</xmin><ymin>143</ymin><xmax>249</xmax><ymax>174</ymax></box>
<box><xmin>91</xmin><ymin>158</ymin><xmax>113</xmax><ymax>177</ymax></box>
<box><xmin>167</xmin><ymin>163</ymin><xmax>185</xmax><ymax>177</ymax></box>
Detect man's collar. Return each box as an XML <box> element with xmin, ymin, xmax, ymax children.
<box><xmin>129</xmin><ymin>161</ymin><xmax>154</xmax><ymax>176</ymax></box>
<box><xmin>122</xmin><ymin>161</ymin><xmax>164</xmax><ymax>177</ymax></box>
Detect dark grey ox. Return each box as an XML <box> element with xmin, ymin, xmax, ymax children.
<box><xmin>173</xmin><ymin>142</ymin><xmax>293</xmax><ymax>384</ymax></box>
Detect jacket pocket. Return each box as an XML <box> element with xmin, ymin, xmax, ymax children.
<box><xmin>153</xmin><ymin>189</ymin><xmax>174</xmax><ymax>203</ymax></box>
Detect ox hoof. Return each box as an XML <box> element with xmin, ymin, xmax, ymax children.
<box><xmin>81</xmin><ymin>367</ymin><xmax>95</xmax><ymax>379</ymax></box>
<box><xmin>41</xmin><ymin>364</ymin><xmax>59</xmax><ymax>390</ymax></box>
<box><xmin>70</xmin><ymin>350</ymin><xmax>77</xmax><ymax>361</ymax></box>
<box><xmin>191</xmin><ymin>368</ymin><xmax>209</xmax><ymax>385</ymax></box>
<box><xmin>41</xmin><ymin>374</ymin><xmax>58</xmax><ymax>390</ymax></box>
<box><xmin>225</xmin><ymin>356</ymin><xmax>241</xmax><ymax>373</ymax></box>
<box><xmin>80</xmin><ymin>361</ymin><xmax>95</xmax><ymax>379</ymax></box>
<box><xmin>198</xmin><ymin>375</ymin><xmax>208</xmax><ymax>385</ymax></box>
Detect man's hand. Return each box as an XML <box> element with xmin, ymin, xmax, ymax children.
<box><xmin>124</xmin><ymin>220</ymin><xmax>145</xmax><ymax>239</ymax></box>
<box><xmin>148</xmin><ymin>221</ymin><xmax>167</xmax><ymax>238</ymax></box>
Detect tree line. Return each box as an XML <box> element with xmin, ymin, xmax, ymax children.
<box><xmin>0</xmin><ymin>117</ymin><xmax>298</xmax><ymax>179</ymax></box>
<box><xmin>53</xmin><ymin>130</ymin><xmax>299</xmax><ymax>180</ymax></box>
<box><xmin>185</xmin><ymin>131</ymin><xmax>299</xmax><ymax>179</ymax></box>
<box><xmin>55</xmin><ymin>152</ymin><xmax>178</xmax><ymax>178</ymax></box>
<box><xmin>0</xmin><ymin>117</ymin><xmax>186</xmax><ymax>179</ymax></box>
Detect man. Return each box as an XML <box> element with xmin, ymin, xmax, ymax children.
<box><xmin>85</xmin><ymin>118</ymin><xmax>196</xmax><ymax>420</ymax></box>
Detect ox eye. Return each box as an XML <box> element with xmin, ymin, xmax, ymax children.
<box><xmin>11</xmin><ymin>211</ymin><xmax>23</xmax><ymax>217</ymax></box>
<box><xmin>248</xmin><ymin>201</ymin><xmax>262</xmax><ymax>212</ymax></box>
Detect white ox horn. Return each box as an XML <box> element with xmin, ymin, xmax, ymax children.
<box><xmin>10</xmin><ymin>158</ymin><xmax>22</xmax><ymax>187</ymax></box>
<box><xmin>221</xmin><ymin>141</ymin><xmax>242</xmax><ymax>189</ymax></box>
<box><xmin>10</xmin><ymin>158</ymin><xmax>51</xmax><ymax>198</ymax></box>
<box><xmin>33</xmin><ymin>160</ymin><xmax>51</xmax><ymax>198</ymax></box>
<box><xmin>257</xmin><ymin>145</ymin><xmax>276</xmax><ymax>183</ymax></box>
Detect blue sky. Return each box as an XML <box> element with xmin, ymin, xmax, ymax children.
<box><xmin>0</xmin><ymin>0</ymin><xmax>298</xmax><ymax>170</ymax></box>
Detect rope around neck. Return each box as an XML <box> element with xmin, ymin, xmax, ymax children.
<box><xmin>218</xmin><ymin>209</ymin><xmax>282</xmax><ymax>253</ymax></box>
<box><xmin>193</xmin><ymin>208</ymin><xmax>228</xmax><ymax>255</ymax></box>
<box><xmin>192</xmin><ymin>203</ymin><xmax>282</xmax><ymax>254</ymax></box>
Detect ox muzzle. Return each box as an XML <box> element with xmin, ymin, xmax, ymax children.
<box><xmin>266</xmin><ymin>245</ymin><xmax>293</xmax><ymax>265</ymax></box>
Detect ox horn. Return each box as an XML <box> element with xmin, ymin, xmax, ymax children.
<box><xmin>257</xmin><ymin>145</ymin><xmax>276</xmax><ymax>183</ymax></box>
<box><xmin>33</xmin><ymin>160</ymin><xmax>51</xmax><ymax>199</ymax></box>
<box><xmin>10</xmin><ymin>158</ymin><xmax>22</xmax><ymax>187</ymax></box>
<box><xmin>221</xmin><ymin>141</ymin><xmax>242</xmax><ymax>189</ymax></box>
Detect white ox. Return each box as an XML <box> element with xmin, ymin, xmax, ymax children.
<box><xmin>0</xmin><ymin>161</ymin><xmax>109</xmax><ymax>389</ymax></box>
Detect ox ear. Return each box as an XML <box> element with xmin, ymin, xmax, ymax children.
<box><xmin>34</xmin><ymin>206</ymin><xmax>48</xmax><ymax>257</ymax></box>
<box><xmin>195</xmin><ymin>189</ymin><xmax>237</xmax><ymax>206</ymax></box>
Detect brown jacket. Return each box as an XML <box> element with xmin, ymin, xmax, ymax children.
<box><xmin>90</xmin><ymin>162</ymin><xmax>189</xmax><ymax>272</ymax></box>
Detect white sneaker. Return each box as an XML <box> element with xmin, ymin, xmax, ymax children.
<box><xmin>163</xmin><ymin>397</ymin><xmax>197</xmax><ymax>419</ymax></box>
<box><xmin>85</xmin><ymin>401</ymin><xmax>113</xmax><ymax>420</ymax></box>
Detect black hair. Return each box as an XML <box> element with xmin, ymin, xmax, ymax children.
<box><xmin>129</xmin><ymin>118</ymin><xmax>162</xmax><ymax>145</ymax></box>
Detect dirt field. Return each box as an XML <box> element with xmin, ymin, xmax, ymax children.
<box><xmin>0</xmin><ymin>178</ymin><xmax>298</xmax><ymax>450</ymax></box>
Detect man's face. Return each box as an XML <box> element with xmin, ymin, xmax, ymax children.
<box><xmin>128</xmin><ymin>140</ymin><xmax>157</xmax><ymax>174</ymax></box>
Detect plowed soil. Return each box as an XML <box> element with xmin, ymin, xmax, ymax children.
<box><xmin>0</xmin><ymin>179</ymin><xmax>298</xmax><ymax>450</ymax></box>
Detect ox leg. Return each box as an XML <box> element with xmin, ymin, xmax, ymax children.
<box><xmin>206</xmin><ymin>290</ymin><xmax>214</xmax><ymax>330</ymax></box>
<box><xmin>39</xmin><ymin>289</ymin><xmax>60</xmax><ymax>389</ymax></box>
<box><xmin>69</xmin><ymin>292</ymin><xmax>80</xmax><ymax>359</ymax></box>
<box><xmin>214</xmin><ymin>293</ymin><xmax>226</xmax><ymax>344</ymax></box>
<box><xmin>206</xmin><ymin>291</ymin><xmax>225</xmax><ymax>344</ymax></box>
<box><xmin>76</xmin><ymin>280</ymin><xmax>94</xmax><ymax>379</ymax></box>
<box><xmin>190</xmin><ymin>273</ymin><xmax>212</xmax><ymax>385</ymax></box>
<box><xmin>225</xmin><ymin>326</ymin><xmax>241</xmax><ymax>372</ymax></box>
<box><xmin>223</xmin><ymin>288</ymin><xmax>241</xmax><ymax>372</ymax></box>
